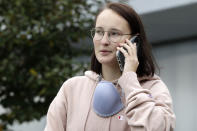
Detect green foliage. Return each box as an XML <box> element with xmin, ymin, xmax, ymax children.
<box><xmin>0</xmin><ymin>0</ymin><xmax>102</xmax><ymax>129</ymax></box>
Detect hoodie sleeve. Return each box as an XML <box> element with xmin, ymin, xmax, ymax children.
<box><xmin>44</xmin><ymin>82</ymin><xmax>68</xmax><ymax>131</ymax></box>
<box><xmin>118</xmin><ymin>71</ymin><xmax>176</xmax><ymax>131</ymax></box>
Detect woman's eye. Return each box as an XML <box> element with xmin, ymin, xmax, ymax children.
<box><xmin>110</xmin><ymin>31</ymin><xmax>120</xmax><ymax>36</ymax></box>
<box><xmin>96</xmin><ymin>30</ymin><xmax>103</xmax><ymax>35</ymax></box>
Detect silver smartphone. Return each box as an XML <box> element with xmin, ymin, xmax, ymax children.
<box><xmin>116</xmin><ymin>35</ymin><xmax>140</xmax><ymax>72</ymax></box>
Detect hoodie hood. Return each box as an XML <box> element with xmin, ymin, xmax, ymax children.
<box><xmin>84</xmin><ymin>70</ymin><xmax>160</xmax><ymax>83</ymax></box>
<box><xmin>85</xmin><ymin>71</ymin><xmax>100</xmax><ymax>82</ymax></box>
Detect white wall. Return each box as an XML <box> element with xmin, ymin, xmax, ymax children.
<box><xmin>128</xmin><ymin>0</ymin><xmax>197</xmax><ymax>14</ymax></box>
<box><xmin>153</xmin><ymin>39</ymin><xmax>197</xmax><ymax>131</ymax></box>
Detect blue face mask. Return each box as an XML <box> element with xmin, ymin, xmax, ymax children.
<box><xmin>93</xmin><ymin>80</ymin><xmax>124</xmax><ymax>117</ymax></box>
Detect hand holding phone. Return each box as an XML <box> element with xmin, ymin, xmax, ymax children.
<box><xmin>116</xmin><ymin>35</ymin><xmax>140</xmax><ymax>72</ymax></box>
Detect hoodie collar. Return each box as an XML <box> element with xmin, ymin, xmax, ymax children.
<box><xmin>84</xmin><ymin>70</ymin><xmax>159</xmax><ymax>83</ymax></box>
<box><xmin>85</xmin><ymin>71</ymin><xmax>100</xmax><ymax>81</ymax></box>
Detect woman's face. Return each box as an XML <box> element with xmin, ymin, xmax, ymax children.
<box><xmin>93</xmin><ymin>9</ymin><xmax>131</xmax><ymax>65</ymax></box>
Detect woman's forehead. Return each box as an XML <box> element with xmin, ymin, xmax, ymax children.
<box><xmin>96</xmin><ymin>9</ymin><xmax>130</xmax><ymax>32</ymax></box>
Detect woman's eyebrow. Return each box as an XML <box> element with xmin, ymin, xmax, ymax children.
<box><xmin>95</xmin><ymin>27</ymin><xmax>103</xmax><ymax>29</ymax></box>
<box><xmin>110</xmin><ymin>28</ymin><xmax>122</xmax><ymax>32</ymax></box>
<box><xmin>95</xmin><ymin>27</ymin><xmax>122</xmax><ymax>32</ymax></box>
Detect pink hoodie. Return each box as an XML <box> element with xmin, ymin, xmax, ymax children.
<box><xmin>44</xmin><ymin>71</ymin><xmax>175</xmax><ymax>131</ymax></box>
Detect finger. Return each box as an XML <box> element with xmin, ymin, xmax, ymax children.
<box><xmin>125</xmin><ymin>39</ymin><xmax>134</xmax><ymax>45</ymax></box>
<box><xmin>125</xmin><ymin>39</ymin><xmax>136</xmax><ymax>51</ymax></box>
<box><xmin>125</xmin><ymin>39</ymin><xmax>135</xmax><ymax>47</ymax></box>
<box><xmin>117</xmin><ymin>47</ymin><xmax>129</xmax><ymax>57</ymax></box>
<box><xmin>120</xmin><ymin>42</ymin><xmax>130</xmax><ymax>49</ymax></box>
<box><xmin>120</xmin><ymin>42</ymin><xmax>134</xmax><ymax>56</ymax></box>
<box><xmin>127</xmin><ymin>40</ymin><xmax>137</xmax><ymax>56</ymax></box>
<box><xmin>132</xmin><ymin>43</ymin><xmax>137</xmax><ymax>56</ymax></box>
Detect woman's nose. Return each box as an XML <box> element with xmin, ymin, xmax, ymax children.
<box><xmin>100</xmin><ymin>32</ymin><xmax>110</xmax><ymax>45</ymax></box>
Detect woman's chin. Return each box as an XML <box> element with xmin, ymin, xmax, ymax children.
<box><xmin>97</xmin><ymin>57</ymin><xmax>117</xmax><ymax>65</ymax></box>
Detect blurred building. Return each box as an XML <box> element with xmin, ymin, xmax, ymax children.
<box><xmin>133</xmin><ymin>0</ymin><xmax>197</xmax><ymax>131</ymax></box>
<box><xmin>6</xmin><ymin>0</ymin><xmax>197</xmax><ymax>130</ymax></box>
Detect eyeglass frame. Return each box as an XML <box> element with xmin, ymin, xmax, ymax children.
<box><xmin>90</xmin><ymin>28</ymin><xmax>132</xmax><ymax>43</ymax></box>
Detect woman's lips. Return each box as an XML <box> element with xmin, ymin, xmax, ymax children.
<box><xmin>100</xmin><ymin>50</ymin><xmax>112</xmax><ymax>55</ymax></box>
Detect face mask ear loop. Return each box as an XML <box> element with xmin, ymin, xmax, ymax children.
<box><xmin>118</xmin><ymin>83</ymin><xmax>125</xmax><ymax>105</ymax></box>
<box><xmin>121</xmin><ymin>87</ymin><xmax>125</xmax><ymax>98</ymax></box>
<box><xmin>115</xmin><ymin>83</ymin><xmax>124</xmax><ymax>98</ymax></box>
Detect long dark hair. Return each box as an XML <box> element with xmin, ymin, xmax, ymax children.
<box><xmin>91</xmin><ymin>2</ymin><xmax>158</xmax><ymax>77</ymax></box>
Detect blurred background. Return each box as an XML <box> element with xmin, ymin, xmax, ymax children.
<box><xmin>0</xmin><ymin>0</ymin><xmax>196</xmax><ymax>131</ymax></box>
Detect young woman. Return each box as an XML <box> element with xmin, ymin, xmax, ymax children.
<box><xmin>44</xmin><ymin>2</ymin><xmax>175</xmax><ymax>131</ymax></box>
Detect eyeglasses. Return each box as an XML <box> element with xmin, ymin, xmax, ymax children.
<box><xmin>90</xmin><ymin>28</ymin><xmax>132</xmax><ymax>43</ymax></box>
